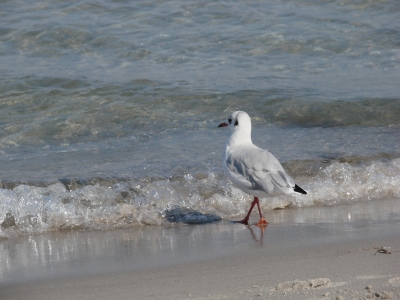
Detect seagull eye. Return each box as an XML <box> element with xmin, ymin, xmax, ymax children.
<box><xmin>228</xmin><ymin>118</ymin><xmax>232</xmax><ymax>124</ymax></box>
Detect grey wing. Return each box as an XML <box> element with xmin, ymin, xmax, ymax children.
<box><xmin>227</xmin><ymin>147</ymin><xmax>295</xmax><ymax>195</ymax></box>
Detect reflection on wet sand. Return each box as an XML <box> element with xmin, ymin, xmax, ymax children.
<box><xmin>1</xmin><ymin>199</ymin><xmax>399</xmax><ymax>285</ymax></box>
<box><xmin>247</xmin><ymin>225</ymin><xmax>267</xmax><ymax>246</ymax></box>
<box><xmin>0</xmin><ymin>222</ymin><xmax>252</xmax><ymax>284</ymax></box>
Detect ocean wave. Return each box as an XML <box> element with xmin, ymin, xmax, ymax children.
<box><xmin>262</xmin><ymin>97</ymin><xmax>400</xmax><ymax>128</ymax></box>
<box><xmin>1</xmin><ymin>157</ymin><xmax>399</xmax><ymax>239</ymax></box>
<box><xmin>1</xmin><ymin>75</ymin><xmax>399</xmax><ymax>154</ymax></box>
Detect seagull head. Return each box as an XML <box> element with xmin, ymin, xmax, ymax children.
<box><xmin>218</xmin><ymin>111</ymin><xmax>252</xmax><ymax>144</ymax></box>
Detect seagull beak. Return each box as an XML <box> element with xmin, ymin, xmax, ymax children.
<box><xmin>218</xmin><ymin>122</ymin><xmax>228</xmax><ymax>128</ymax></box>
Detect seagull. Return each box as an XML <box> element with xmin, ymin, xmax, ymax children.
<box><xmin>218</xmin><ymin>111</ymin><xmax>307</xmax><ymax>225</ymax></box>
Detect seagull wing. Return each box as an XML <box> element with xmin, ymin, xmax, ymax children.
<box><xmin>226</xmin><ymin>145</ymin><xmax>296</xmax><ymax>195</ymax></box>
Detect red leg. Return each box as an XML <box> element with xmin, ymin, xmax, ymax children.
<box><xmin>256</xmin><ymin>198</ymin><xmax>269</xmax><ymax>226</ymax></box>
<box><xmin>237</xmin><ymin>197</ymin><xmax>258</xmax><ymax>225</ymax></box>
<box><xmin>237</xmin><ymin>197</ymin><xmax>269</xmax><ymax>226</ymax></box>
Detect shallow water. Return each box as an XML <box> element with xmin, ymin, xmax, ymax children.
<box><xmin>0</xmin><ymin>0</ymin><xmax>399</xmax><ymax>237</ymax></box>
<box><xmin>1</xmin><ymin>199</ymin><xmax>400</xmax><ymax>285</ymax></box>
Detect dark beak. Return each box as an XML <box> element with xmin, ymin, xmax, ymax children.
<box><xmin>218</xmin><ymin>122</ymin><xmax>228</xmax><ymax>128</ymax></box>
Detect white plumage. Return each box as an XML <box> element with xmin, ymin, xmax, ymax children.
<box><xmin>218</xmin><ymin>111</ymin><xmax>306</xmax><ymax>225</ymax></box>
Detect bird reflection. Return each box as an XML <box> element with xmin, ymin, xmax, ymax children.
<box><xmin>246</xmin><ymin>223</ymin><xmax>268</xmax><ymax>246</ymax></box>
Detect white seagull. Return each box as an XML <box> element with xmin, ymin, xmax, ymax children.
<box><xmin>218</xmin><ymin>111</ymin><xmax>307</xmax><ymax>225</ymax></box>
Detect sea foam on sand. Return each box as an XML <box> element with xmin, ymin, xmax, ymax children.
<box><xmin>0</xmin><ymin>199</ymin><xmax>400</xmax><ymax>300</ymax></box>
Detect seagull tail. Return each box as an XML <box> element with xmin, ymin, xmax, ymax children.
<box><xmin>294</xmin><ymin>184</ymin><xmax>307</xmax><ymax>195</ymax></box>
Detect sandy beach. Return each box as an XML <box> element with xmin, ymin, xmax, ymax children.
<box><xmin>1</xmin><ymin>0</ymin><xmax>400</xmax><ymax>299</ymax></box>
<box><xmin>1</xmin><ymin>199</ymin><xmax>400</xmax><ymax>300</ymax></box>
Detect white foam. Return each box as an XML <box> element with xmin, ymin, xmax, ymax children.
<box><xmin>1</xmin><ymin>159</ymin><xmax>400</xmax><ymax>238</ymax></box>
<box><xmin>288</xmin><ymin>158</ymin><xmax>400</xmax><ymax>207</ymax></box>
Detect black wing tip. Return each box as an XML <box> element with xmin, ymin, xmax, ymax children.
<box><xmin>294</xmin><ymin>184</ymin><xmax>307</xmax><ymax>195</ymax></box>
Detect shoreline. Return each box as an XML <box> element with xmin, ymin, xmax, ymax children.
<box><xmin>1</xmin><ymin>199</ymin><xmax>400</xmax><ymax>299</ymax></box>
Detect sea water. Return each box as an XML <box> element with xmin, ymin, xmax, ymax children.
<box><xmin>0</xmin><ymin>0</ymin><xmax>399</xmax><ymax>238</ymax></box>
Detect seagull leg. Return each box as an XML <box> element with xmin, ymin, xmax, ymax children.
<box><xmin>255</xmin><ymin>198</ymin><xmax>269</xmax><ymax>226</ymax></box>
<box><xmin>238</xmin><ymin>197</ymin><xmax>263</xmax><ymax>225</ymax></box>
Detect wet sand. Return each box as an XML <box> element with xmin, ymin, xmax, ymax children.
<box><xmin>1</xmin><ymin>199</ymin><xmax>400</xmax><ymax>300</ymax></box>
